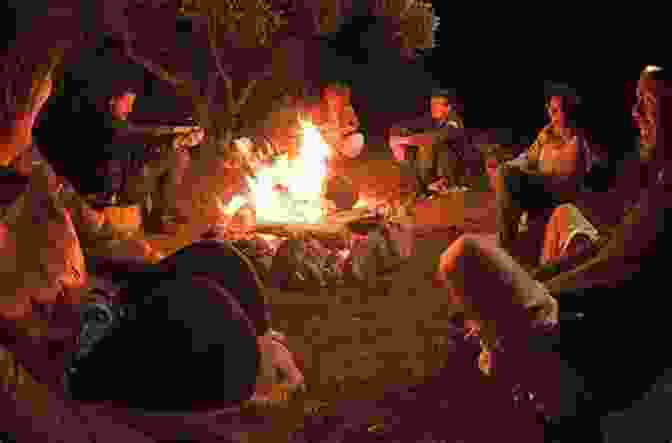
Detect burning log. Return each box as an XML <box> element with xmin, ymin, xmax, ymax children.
<box><xmin>207</xmin><ymin>116</ymin><xmax>417</xmax><ymax>290</ymax></box>
<box><xmin>251</xmin><ymin>208</ymin><xmax>375</xmax><ymax>248</ymax></box>
<box><xmin>252</xmin><ymin>222</ymin><xmax>348</xmax><ymax>249</ymax></box>
<box><xmin>209</xmin><ymin>218</ymin><xmax>413</xmax><ymax>290</ymax></box>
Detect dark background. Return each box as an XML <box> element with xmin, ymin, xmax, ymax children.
<box><xmin>63</xmin><ymin>6</ymin><xmax>667</xmax><ymax>160</ymax></box>
<box><xmin>321</xmin><ymin>8</ymin><xmax>648</xmax><ymax>156</ymax></box>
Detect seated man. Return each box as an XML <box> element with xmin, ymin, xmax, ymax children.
<box><xmin>97</xmin><ymin>84</ymin><xmax>204</xmax><ymax>235</ymax></box>
<box><xmin>34</xmin><ymin>85</ymin><xmax>162</xmax><ymax>263</ymax></box>
<box><xmin>389</xmin><ymin>88</ymin><xmax>475</xmax><ymax>199</ymax></box>
<box><xmin>306</xmin><ymin>83</ymin><xmax>363</xmax><ymax>210</ymax></box>
<box><xmin>435</xmin><ymin>65</ymin><xmax>671</xmax><ymax>436</ymax></box>
<box><xmin>495</xmin><ymin>86</ymin><xmax>596</xmax><ymax>254</ymax></box>
<box><xmin>251</xmin><ymin>92</ymin><xmax>305</xmax><ymax>161</ymax></box>
<box><xmin>310</xmin><ymin>82</ymin><xmax>365</xmax><ymax>162</ymax></box>
<box><xmin>38</xmin><ymin>83</ymin><xmax>306</xmax><ymax>403</ymax></box>
<box><xmin>0</xmin><ymin>29</ymin><xmax>296</xmax><ymax>441</ymax></box>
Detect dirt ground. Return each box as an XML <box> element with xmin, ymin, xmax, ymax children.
<box><xmin>235</xmin><ymin>148</ymin><xmax>501</xmax><ymax>442</ymax></box>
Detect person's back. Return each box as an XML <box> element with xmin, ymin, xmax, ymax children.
<box><xmin>1</xmin><ymin>19</ymin><xmax>264</xmax><ymax>441</ymax></box>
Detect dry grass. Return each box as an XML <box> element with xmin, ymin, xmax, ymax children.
<box><xmin>232</xmin><ymin>154</ymin><xmax>482</xmax><ymax>442</ymax></box>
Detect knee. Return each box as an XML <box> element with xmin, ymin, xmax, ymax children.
<box><xmin>438</xmin><ymin>234</ymin><xmax>477</xmax><ymax>276</ymax></box>
<box><xmin>549</xmin><ymin>204</ymin><xmax>572</xmax><ymax>227</ymax></box>
<box><xmin>460</xmin><ymin>234</ymin><xmax>484</xmax><ymax>256</ymax></box>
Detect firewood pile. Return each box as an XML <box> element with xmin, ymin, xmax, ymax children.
<box><xmin>205</xmin><ymin>204</ymin><xmax>415</xmax><ymax>290</ymax></box>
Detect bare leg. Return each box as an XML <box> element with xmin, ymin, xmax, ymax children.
<box><xmin>542</xmin><ymin>205</ymin><xmax>569</xmax><ymax>265</ymax></box>
<box><xmin>541</xmin><ymin>204</ymin><xmax>599</xmax><ymax>267</ymax></box>
<box><xmin>438</xmin><ymin>234</ymin><xmax>557</xmax><ymax>349</ymax></box>
<box><xmin>437</xmin><ymin>234</ymin><xmax>564</xmax><ymax>415</ymax></box>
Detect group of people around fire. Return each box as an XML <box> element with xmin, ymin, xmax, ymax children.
<box><xmin>1</xmin><ymin>6</ymin><xmax>671</xmax><ymax>441</ymax></box>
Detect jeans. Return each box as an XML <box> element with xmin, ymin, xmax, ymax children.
<box><xmin>402</xmin><ymin>145</ymin><xmax>462</xmax><ymax>193</ymax></box>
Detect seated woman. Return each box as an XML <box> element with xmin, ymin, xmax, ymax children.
<box><xmin>535</xmin><ymin>139</ymin><xmax>649</xmax><ymax>281</ymax></box>
<box><xmin>435</xmin><ymin>66</ymin><xmax>671</xmax><ymax>433</ymax></box>
<box><xmin>496</xmin><ymin>86</ymin><xmax>597</xmax><ymax>256</ymax></box>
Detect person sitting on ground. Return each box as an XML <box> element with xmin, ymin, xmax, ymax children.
<box><xmin>533</xmin><ymin>135</ymin><xmax>649</xmax><ymax>282</ymax></box>
<box><xmin>0</xmin><ymin>25</ymin><xmax>294</xmax><ymax>441</ymax></box>
<box><xmin>304</xmin><ymin>83</ymin><xmax>363</xmax><ymax>210</ymax></box>
<box><xmin>435</xmin><ymin>65</ymin><xmax>672</xmax><ymax>437</ymax></box>
<box><xmin>96</xmin><ymin>83</ymin><xmax>203</xmax><ymax>235</ymax></box>
<box><xmin>310</xmin><ymin>82</ymin><xmax>365</xmax><ymax>162</ymax></box>
<box><xmin>250</xmin><ymin>91</ymin><xmax>308</xmax><ymax>162</ymax></box>
<box><xmin>37</xmin><ymin>87</ymin><xmax>306</xmax><ymax>407</ymax></box>
<box><xmin>495</xmin><ymin>85</ymin><xmax>597</xmax><ymax>255</ymax></box>
<box><xmin>389</xmin><ymin>88</ymin><xmax>477</xmax><ymax>199</ymax></box>
<box><xmin>34</xmin><ymin>84</ymin><xmax>161</xmax><ymax>263</ymax></box>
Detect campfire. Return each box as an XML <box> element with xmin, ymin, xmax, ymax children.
<box><xmin>228</xmin><ymin>120</ymin><xmax>331</xmax><ymax>225</ymax></box>
<box><xmin>215</xmin><ymin>119</ymin><xmax>414</xmax><ymax>289</ymax></box>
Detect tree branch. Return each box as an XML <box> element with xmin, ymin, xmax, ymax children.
<box><xmin>236</xmin><ymin>77</ymin><xmax>259</xmax><ymax>109</ymax></box>
<box><xmin>123</xmin><ymin>32</ymin><xmax>184</xmax><ymax>90</ymax></box>
<box><xmin>207</xmin><ymin>10</ymin><xmax>235</xmax><ymax>110</ymax></box>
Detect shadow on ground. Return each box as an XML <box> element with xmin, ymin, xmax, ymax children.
<box><xmin>236</xmin><ymin>148</ymin><xmax>500</xmax><ymax>442</ymax></box>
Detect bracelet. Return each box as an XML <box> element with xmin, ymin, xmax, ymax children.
<box><xmin>541</xmin><ymin>263</ymin><xmax>561</xmax><ymax>275</ymax></box>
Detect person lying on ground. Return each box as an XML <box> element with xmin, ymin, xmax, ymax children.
<box><xmin>37</xmin><ymin>83</ymin><xmax>306</xmax><ymax>406</ymax></box>
<box><xmin>0</xmin><ymin>23</ymin><xmax>294</xmax><ymax>441</ymax></box>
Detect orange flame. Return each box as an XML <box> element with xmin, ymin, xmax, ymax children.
<box><xmin>226</xmin><ymin>120</ymin><xmax>332</xmax><ymax>224</ymax></box>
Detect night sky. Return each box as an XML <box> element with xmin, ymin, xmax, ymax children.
<box><xmin>421</xmin><ymin>5</ymin><xmax>668</xmax><ymax>148</ymax></box>
<box><xmin>70</xmin><ymin>6</ymin><xmax>666</xmax><ymax>157</ymax></box>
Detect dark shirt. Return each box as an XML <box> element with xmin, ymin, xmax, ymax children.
<box><xmin>389</xmin><ymin>112</ymin><xmax>464</xmax><ymax>138</ymax></box>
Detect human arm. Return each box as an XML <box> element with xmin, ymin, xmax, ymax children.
<box><xmin>504</xmin><ymin>126</ymin><xmax>554</xmax><ymax>173</ymax></box>
<box><xmin>404</xmin><ymin>126</ymin><xmax>472</xmax><ymax>148</ymax></box>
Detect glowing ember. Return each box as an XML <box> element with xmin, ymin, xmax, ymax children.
<box><xmin>227</xmin><ymin>120</ymin><xmax>332</xmax><ymax>224</ymax></box>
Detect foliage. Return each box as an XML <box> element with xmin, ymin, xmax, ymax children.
<box><xmin>118</xmin><ymin>0</ymin><xmax>438</xmax><ymax>164</ymax></box>
<box><xmin>179</xmin><ymin>0</ymin><xmax>438</xmax><ymax>55</ymax></box>
<box><xmin>85</xmin><ymin>0</ymin><xmax>439</xmax><ymax>247</ymax></box>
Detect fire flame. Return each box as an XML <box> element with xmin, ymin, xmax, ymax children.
<box><xmin>227</xmin><ymin>120</ymin><xmax>332</xmax><ymax>224</ymax></box>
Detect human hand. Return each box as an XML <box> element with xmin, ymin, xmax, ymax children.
<box><xmin>389</xmin><ymin>135</ymin><xmax>410</xmax><ymax>148</ymax></box>
<box><xmin>390</xmin><ymin>136</ymin><xmax>410</xmax><ymax>161</ymax></box>
<box><xmin>408</xmin><ymin>133</ymin><xmax>436</xmax><ymax>147</ymax></box>
<box><xmin>531</xmin><ymin>263</ymin><xmax>560</xmax><ymax>282</ymax></box>
<box><xmin>173</xmin><ymin>127</ymin><xmax>205</xmax><ymax>148</ymax></box>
